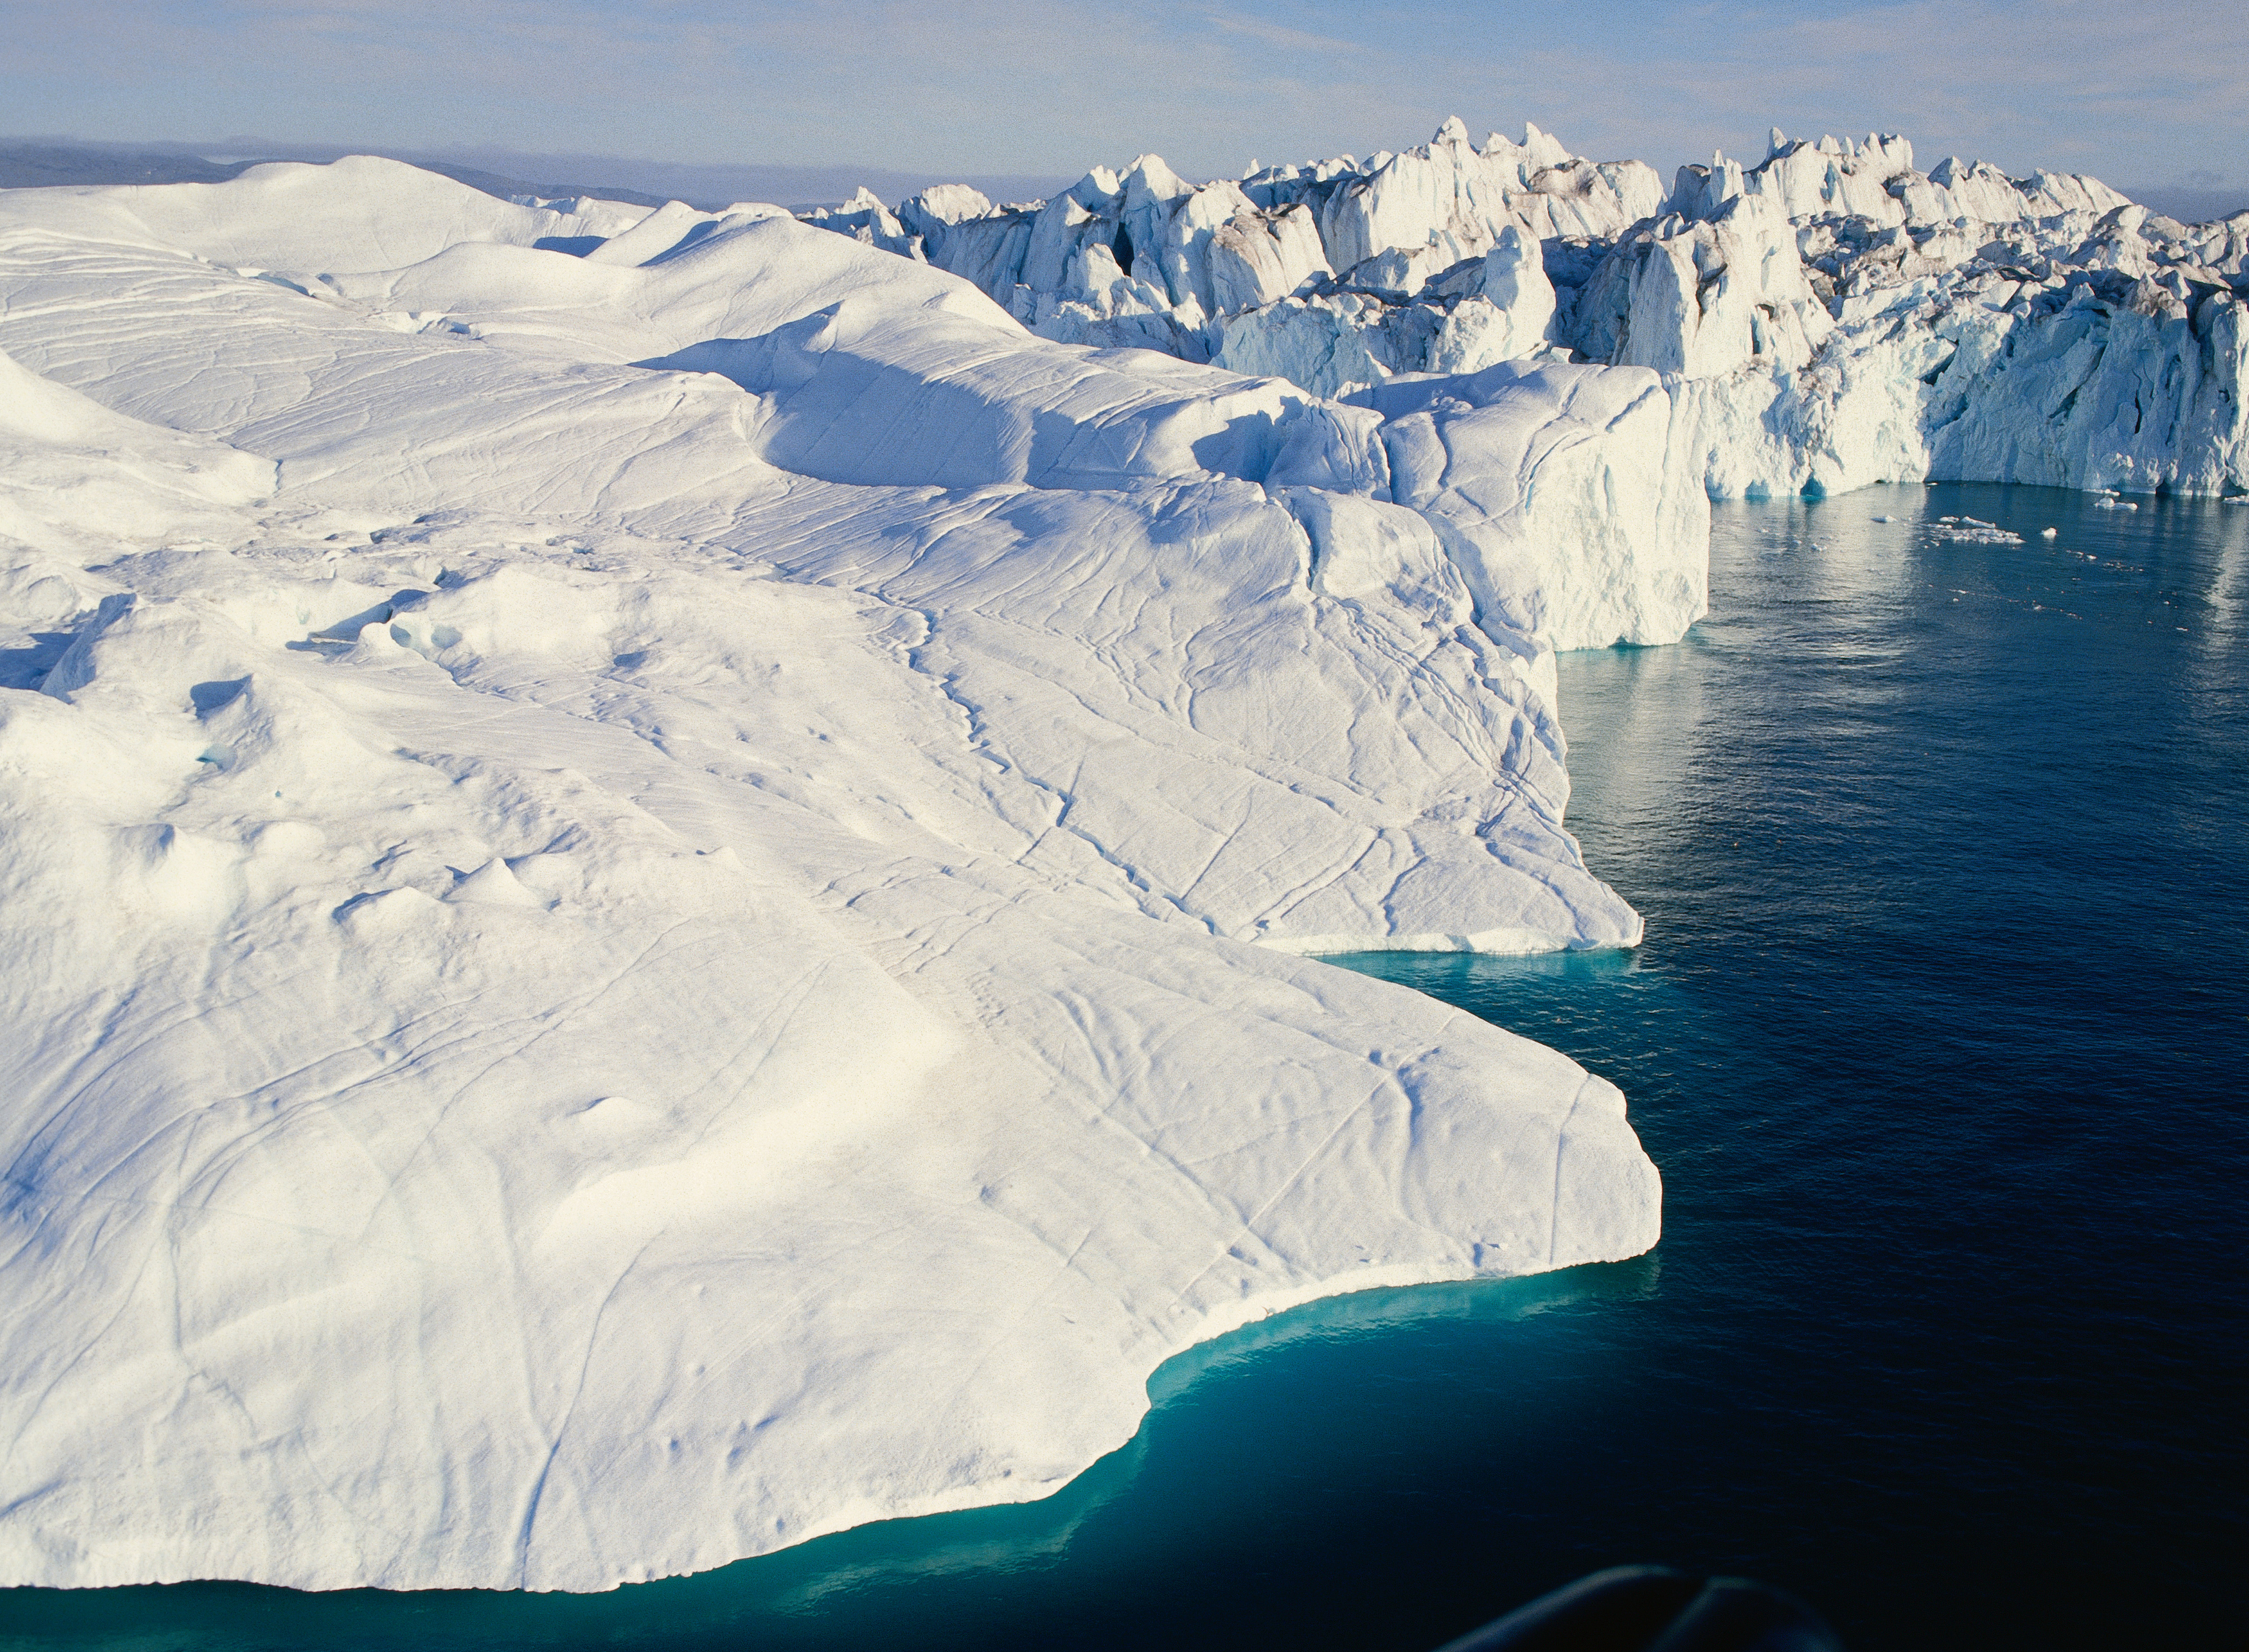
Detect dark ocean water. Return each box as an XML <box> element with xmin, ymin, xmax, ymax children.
<box><xmin>7</xmin><ymin>485</ymin><xmax>2245</xmax><ymax>1651</ymax></box>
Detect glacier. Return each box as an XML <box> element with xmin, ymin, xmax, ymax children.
<box><xmin>3</xmin><ymin>106</ymin><xmax>2237</xmax><ymax>1595</ymax></box>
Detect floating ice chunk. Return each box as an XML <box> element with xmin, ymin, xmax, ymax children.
<box><xmin>1932</xmin><ymin>520</ymin><xmax>2024</xmax><ymax>544</ymax></box>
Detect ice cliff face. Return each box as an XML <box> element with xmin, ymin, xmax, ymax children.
<box><xmin>810</xmin><ymin>123</ymin><xmax>2249</xmax><ymax>499</ymax></box>
<box><xmin>1624</xmin><ymin>136</ymin><xmax>2249</xmax><ymax>499</ymax></box>
<box><xmin>0</xmin><ymin>156</ymin><xmax>1667</xmax><ymax>1591</ymax></box>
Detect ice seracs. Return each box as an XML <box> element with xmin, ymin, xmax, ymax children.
<box><xmin>1637</xmin><ymin>142</ymin><xmax>2248</xmax><ymax>501</ymax></box>
<box><xmin>809</xmin><ymin>120</ymin><xmax>2248</xmax><ymax>499</ymax></box>
<box><xmin>831</xmin><ymin>118</ymin><xmax>1656</xmax><ymax>395</ymax></box>
<box><xmin>0</xmin><ymin>155</ymin><xmax>1666</xmax><ymax>1592</ymax></box>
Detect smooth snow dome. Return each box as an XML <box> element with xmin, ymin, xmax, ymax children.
<box><xmin>0</xmin><ymin>155</ymin><xmax>1666</xmax><ymax>1592</ymax></box>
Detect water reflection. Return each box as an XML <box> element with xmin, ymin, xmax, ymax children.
<box><xmin>9</xmin><ymin>486</ymin><xmax>2244</xmax><ymax>1651</ymax></box>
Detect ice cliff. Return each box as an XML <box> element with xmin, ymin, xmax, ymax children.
<box><xmin>812</xmin><ymin>121</ymin><xmax>2249</xmax><ymax>499</ymax></box>
<box><xmin>0</xmin><ymin>156</ymin><xmax>1667</xmax><ymax>1591</ymax></box>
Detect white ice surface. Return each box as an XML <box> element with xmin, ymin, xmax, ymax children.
<box><xmin>0</xmin><ymin>159</ymin><xmax>1662</xmax><ymax>1590</ymax></box>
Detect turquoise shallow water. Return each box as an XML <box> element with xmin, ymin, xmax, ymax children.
<box><xmin>6</xmin><ymin>485</ymin><xmax>2246</xmax><ymax>1650</ymax></box>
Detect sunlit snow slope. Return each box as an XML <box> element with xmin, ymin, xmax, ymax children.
<box><xmin>0</xmin><ymin>160</ymin><xmax>1662</xmax><ymax>1590</ymax></box>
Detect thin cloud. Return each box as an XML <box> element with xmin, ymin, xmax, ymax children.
<box><xmin>1204</xmin><ymin>12</ymin><xmax>1364</xmax><ymax>55</ymax></box>
<box><xmin>0</xmin><ymin>0</ymin><xmax>2240</xmax><ymax>193</ymax></box>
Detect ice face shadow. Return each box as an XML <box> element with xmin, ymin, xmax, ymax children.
<box><xmin>635</xmin><ymin>317</ymin><xmax>1291</xmax><ymax>494</ymax></box>
<box><xmin>0</xmin><ymin>632</ymin><xmax>73</xmax><ymax>692</ymax></box>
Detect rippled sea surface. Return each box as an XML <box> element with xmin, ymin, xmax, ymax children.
<box><xmin>8</xmin><ymin>486</ymin><xmax>2245</xmax><ymax>1651</ymax></box>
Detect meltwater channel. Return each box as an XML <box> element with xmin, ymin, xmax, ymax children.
<box><xmin>7</xmin><ymin>485</ymin><xmax>2244</xmax><ymax>1652</ymax></box>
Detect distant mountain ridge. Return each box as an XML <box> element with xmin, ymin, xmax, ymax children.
<box><xmin>0</xmin><ymin>136</ymin><xmax>1069</xmax><ymax>213</ymax></box>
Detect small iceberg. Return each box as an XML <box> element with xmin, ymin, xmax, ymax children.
<box><xmin>1933</xmin><ymin>518</ymin><xmax>2023</xmax><ymax>545</ymax></box>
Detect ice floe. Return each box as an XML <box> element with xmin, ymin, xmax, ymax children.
<box><xmin>1932</xmin><ymin>515</ymin><xmax>2024</xmax><ymax>544</ymax></box>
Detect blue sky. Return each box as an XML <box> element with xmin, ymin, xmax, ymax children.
<box><xmin>5</xmin><ymin>0</ymin><xmax>2243</xmax><ymax>195</ymax></box>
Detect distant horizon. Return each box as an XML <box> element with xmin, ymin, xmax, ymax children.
<box><xmin>6</xmin><ymin>1</ymin><xmax>2241</xmax><ymax>215</ymax></box>
<box><xmin>4</xmin><ymin>128</ymin><xmax>2245</xmax><ymax>226</ymax></box>
<box><xmin>0</xmin><ymin>132</ymin><xmax>1074</xmax><ymax>214</ymax></box>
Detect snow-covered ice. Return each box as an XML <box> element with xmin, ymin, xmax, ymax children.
<box><xmin>0</xmin><ymin>157</ymin><xmax>1666</xmax><ymax>1592</ymax></box>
